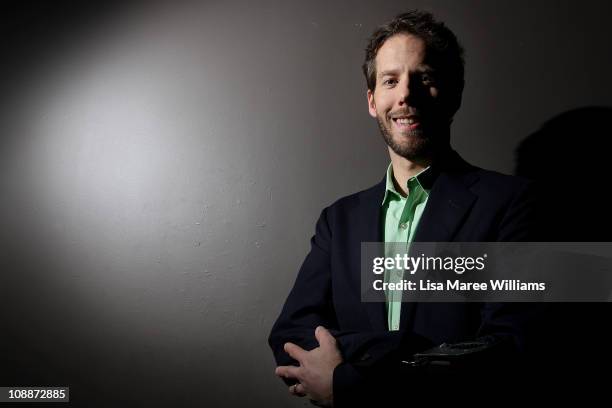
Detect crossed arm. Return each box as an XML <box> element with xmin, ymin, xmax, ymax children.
<box><xmin>274</xmin><ymin>326</ymin><xmax>342</xmax><ymax>406</ymax></box>
<box><xmin>269</xmin><ymin>184</ymin><xmax>538</xmax><ymax>406</ymax></box>
<box><xmin>268</xmin><ymin>208</ymin><xmax>437</xmax><ymax>406</ymax></box>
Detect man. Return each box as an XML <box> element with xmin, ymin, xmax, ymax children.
<box><xmin>270</xmin><ymin>10</ymin><xmax>535</xmax><ymax>407</ymax></box>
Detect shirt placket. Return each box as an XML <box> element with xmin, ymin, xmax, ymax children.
<box><xmin>388</xmin><ymin>178</ymin><xmax>425</xmax><ymax>329</ymax></box>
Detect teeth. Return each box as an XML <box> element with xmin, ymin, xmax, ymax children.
<box><xmin>395</xmin><ymin>118</ymin><xmax>415</xmax><ymax>125</ymax></box>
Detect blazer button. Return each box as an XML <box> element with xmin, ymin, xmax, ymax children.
<box><xmin>360</xmin><ymin>353</ymin><xmax>371</xmax><ymax>361</ymax></box>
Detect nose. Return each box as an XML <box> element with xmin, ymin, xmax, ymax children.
<box><xmin>398</xmin><ymin>76</ymin><xmax>425</xmax><ymax>107</ymax></box>
<box><xmin>397</xmin><ymin>79</ymin><xmax>413</xmax><ymax>106</ymax></box>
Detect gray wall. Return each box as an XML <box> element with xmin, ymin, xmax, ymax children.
<box><xmin>1</xmin><ymin>0</ymin><xmax>611</xmax><ymax>406</ymax></box>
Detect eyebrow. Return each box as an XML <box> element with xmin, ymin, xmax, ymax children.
<box><xmin>378</xmin><ymin>69</ymin><xmax>400</xmax><ymax>77</ymax></box>
<box><xmin>378</xmin><ymin>67</ymin><xmax>436</xmax><ymax>78</ymax></box>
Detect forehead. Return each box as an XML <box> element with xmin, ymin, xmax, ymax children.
<box><xmin>375</xmin><ymin>33</ymin><xmax>427</xmax><ymax>73</ymax></box>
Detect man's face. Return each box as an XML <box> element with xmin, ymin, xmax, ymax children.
<box><xmin>367</xmin><ymin>33</ymin><xmax>447</xmax><ymax>161</ymax></box>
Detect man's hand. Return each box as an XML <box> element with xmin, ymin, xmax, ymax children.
<box><xmin>275</xmin><ymin>326</ymin><xmax>343</xmax><ymax>407</ymax></box>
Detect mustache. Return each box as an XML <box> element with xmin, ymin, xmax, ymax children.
<box><xmin>388</xmin><ymin>109</ymin><xmax>422</xmax><ymax>118</ymax></box>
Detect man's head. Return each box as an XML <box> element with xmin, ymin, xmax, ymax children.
<box><xmin>364</xmin><ymin>10</ymin><xmax>464</xmax><ymax>161</ymax></box>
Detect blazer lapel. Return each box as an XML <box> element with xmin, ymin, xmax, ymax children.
<box><xmin>413</xmin><ymin>172</ymin><xmax>478</xmax><ymax>243</ymax></box>
<box><xmin>400</xmin><ymin>153</ymin><xmax>479</xmax><ymax>331</ymax></box>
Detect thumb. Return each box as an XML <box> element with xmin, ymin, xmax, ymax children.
<box><xmin>315</xmin><ymin>326</ymin><xmax>336</xmax><ymax>348</ymax></box>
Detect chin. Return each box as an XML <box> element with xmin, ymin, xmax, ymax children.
<box><xmin>394</xmin><ymin>130</ymin><xmax>425</xmax><ymax>141</ymax></box>
<box><xmin>390</xmin><ymin>138</ymin><xmax>432</xmax><ymax>160</ymax></box>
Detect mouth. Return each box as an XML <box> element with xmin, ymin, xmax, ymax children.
<box><xmin>391</xmin><ymin>115</ymin><xmax>421</xmax><ymax>131</ymax></box>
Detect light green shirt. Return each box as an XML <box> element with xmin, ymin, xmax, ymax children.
<box><xmin>381</xmin><ymin>164</ymin><xmax>431</xmax><ymax>331</ymax></box>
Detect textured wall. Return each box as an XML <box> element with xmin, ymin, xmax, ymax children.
<box><xmin>1</xmin><ymin>1</ymin><xmax>611</xmax><ymax>406</ymax></box>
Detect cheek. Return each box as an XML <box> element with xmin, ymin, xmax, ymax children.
<box><xmin>374</xmin><ymin>93</ymin><xmax>394</xmax><ymax>113</ymax></box>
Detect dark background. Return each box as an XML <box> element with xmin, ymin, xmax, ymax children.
<box><xmin>1</xmin><ymin>0</ymin><xmax>611</xmax><ymax>406</ymax></box>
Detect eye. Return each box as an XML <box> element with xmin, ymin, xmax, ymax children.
<box><xmin>421</xmin><ymin>73</ymin><xmax>436</xmax><ymax>85</ymax></box>
<box><xmin>382</xmin><ymin>78</ymin><xmax>397</xmax><ymax>86</ymax></box>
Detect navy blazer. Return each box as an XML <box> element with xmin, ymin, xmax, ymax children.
<box><xmin>269</xmin><ymin>150</ymin><xmax>537</xmax><ymax>405</ymax></box>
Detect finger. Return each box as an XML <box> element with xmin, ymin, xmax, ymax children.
<box><xmin>315</xmin><ymin>326</ymin><xmax>337</xmax><ymax>349</ymax></box>
<box><xmin>275</xmin><ymin>365</ymin><xmax>300</xmax><ymax>380</ymax></box>
<box><xmin>284</xmin><ymin>342</ymin><xmax>308</xmax><ymax>363</ymax></box>
<box><xmin>289</xmin><ymin>383</ymin><xmax>307</xmax><ymax>397</ymax></box>
<box><xmin>294</xmin><ymin>383</ymin><xmax>307</xmax><ymax>397</ymax></box>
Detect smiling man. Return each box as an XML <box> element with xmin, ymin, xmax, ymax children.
<box><xmin>270</xmin><ymin>10</ymin><xmax>536</xmax><ymax>407</ymax></box>
<box><xmin>367</xmin><ymin>32</ymin><xmax>457</xmax><ymax>174</ymax></box>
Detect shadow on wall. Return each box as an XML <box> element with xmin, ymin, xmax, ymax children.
<box><xmin>516</xmin><ymin>106</ymin><xmax>612</xmax><ymax>241</ymax></box>
<box><xmin>514</xmin><ymin>106</ymin><xmax>612</xmax><ymax>400</ymax></box>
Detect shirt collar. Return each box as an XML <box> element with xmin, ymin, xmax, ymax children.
<box><xmin>381</xmin><ymin>163</ymin><xmax>437</xmax><ymax>206</ymax></box>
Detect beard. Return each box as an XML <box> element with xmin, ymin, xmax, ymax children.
<box><xmin>375</xmin><ymin>114</ymin><xmax>434</xmax><ymax>161</ymax></box>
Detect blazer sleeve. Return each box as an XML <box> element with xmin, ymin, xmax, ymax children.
<box><xmin>268</xmin><ymin>206</ymin><xmax>337</xmax><ymax>375</ymax></box>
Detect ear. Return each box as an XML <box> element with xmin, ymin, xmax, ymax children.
<box><xmin>367</xmin><ymin>89</ymin><xmax>377</xmax><ymax>118</ymax></box>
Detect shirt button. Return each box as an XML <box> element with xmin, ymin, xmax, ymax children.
<box><xmin>399</xmin><ymin>222</ymin><xmax>408</xmax><ymax>230</ymax></box>
<box><xmin>392</xmin><ymin>324</ymin><xmax>400</xmax><ymax>330</ymax></box>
